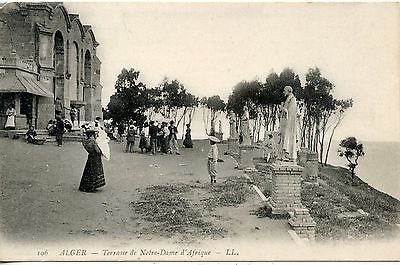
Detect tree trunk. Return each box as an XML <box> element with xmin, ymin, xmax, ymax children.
<box><xmin>324</xmin><ymin>114</ymin><xmax>343</xmax><ymax>165</ymax></box>
<box><xmin>182</xmin><ymin>113</ymin><xmax>186</xmax><ymax>140</ymax></box>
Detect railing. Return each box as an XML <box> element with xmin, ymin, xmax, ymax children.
<box><xmin>0</xmin><ymin>56</ymin><xmax>38</xmax><ymax>72</ymax></box>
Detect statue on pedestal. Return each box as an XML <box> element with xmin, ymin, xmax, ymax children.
<box><xmin>240</xmin><ymin>106</ymin><xmax>251</xmax><ymax>146</ymax></box>
<box><xmin>279</xmin><ymin>86</ymin><xmax>298</xmax><ymax>161</ymax></box>
<box><xmin>228</xmin><ymin>110</ymin><xmax>238</xmax><ymax>139</ymax></box>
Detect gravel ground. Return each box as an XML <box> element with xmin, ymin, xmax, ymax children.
<box><xmin>0</xmin><ymin>137</ymin><xmax>292</xmax><ymax>261</ymax></box>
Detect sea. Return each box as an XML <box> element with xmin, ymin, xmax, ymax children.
<box><xmin>327</xmin><ymin>140</ymin><xmax>400</xmax><ymax>200</ymax></box>
<box><xmin>181</xmin><ymin>111</ymin><xmax>400</xmax><ymax>200</ymax></box>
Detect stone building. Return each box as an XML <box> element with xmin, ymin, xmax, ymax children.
<box><xmin>0</xmin><ymin>2</ymin><xmax>102</xmax><ymax>129</ymax></box>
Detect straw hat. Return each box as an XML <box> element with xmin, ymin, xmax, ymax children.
<box><xmin>208</xmin><ymin>135</ymin><xmax>220</xmax><ymax>143</ymax></box>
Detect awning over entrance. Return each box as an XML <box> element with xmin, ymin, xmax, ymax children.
<box><xmin>0</xmin><ymin>72</ymin><xmax>53</xmax><ymax>97</ymax></box>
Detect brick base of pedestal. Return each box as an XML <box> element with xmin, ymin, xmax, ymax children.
<box><xmin>269</xmin><ymin>161</ymin><xmax>303</xmax><ymax>215</ymax></box>
<box><xmin>238</xmin><ymin>145</ymin><xmax>263</xmax><ymax>170</ymax></box>
<box><xmin>289</xmin><ymin>207</ymin><xmax>316</xmax><ymax>240</ymax></box>
<box><xmin>227</xmin><ymin>138</ymin><xmax>239</xmax><ymax>156</ymax></box>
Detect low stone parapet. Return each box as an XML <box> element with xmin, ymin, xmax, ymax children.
<box><xmin>289</xmin><ymin>206</ymin><xmax>316</xmax><ymax>240</ymax></box>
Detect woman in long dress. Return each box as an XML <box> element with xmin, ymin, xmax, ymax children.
<box><xmin>183</xmin><ymin>124</ymin><xmax>193</xmax><ymax>148</ymax></box>
<box><xmin>5</xmin><ymin>104</ymin><xmax>16</xmax><ymax>130</ymax></box>
<box><xmin>79</xmin><ymin>129</ymin><xmax>106</xmax><ymax>192</ymax></box>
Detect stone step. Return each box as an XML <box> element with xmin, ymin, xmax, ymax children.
<box><xmin>0</xmin><ymin>129</ymin><xmax>83</xmax><ymax>143</ymax></box>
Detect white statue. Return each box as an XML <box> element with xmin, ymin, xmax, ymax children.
<box><xmin>240</xmin><ymin>106</ymin><xmax>251</xmax><ymax>145</ymax></box>
<box><xmin>280</xmin><ymin>86</ymin><xmax>298</xmax><ymax>161</ymax></box>
<box><xmin>228</xmin><ymin>110</ymin><xmax>238</xmax><ymax>139</ymax></box>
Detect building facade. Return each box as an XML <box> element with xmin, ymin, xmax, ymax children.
<box><xmin>0</xmin><ymin>2</ymin><xmax>102</xmax><ymax>129</ymax></box>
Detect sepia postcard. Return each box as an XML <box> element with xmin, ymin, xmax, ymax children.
<box><xmin>0</xmin><ymin>1</ymin><xmax>399</xmax><ymax>262</ymax></box>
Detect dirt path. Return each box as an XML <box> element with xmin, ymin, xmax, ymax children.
<box><xmin>0</xmin><ymin>138</ymin><xmax>293</xmax><ymax>260</ymax></box>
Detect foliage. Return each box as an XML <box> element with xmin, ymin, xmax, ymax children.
<box><xmin>159</xmin><ymin>79</ymin><xmax>199</xmax><ymax>125</ymax></box>
<box><xmin>262</xmin><ymin>68</ymin><xmax>302</xmax><ymax>131</ymax></box>
<box><xmin>338</xmin><ymin>136</ymin><xmax>365</xmax><ymax>182</ymax></box>
<box><xmin>105</xmin><ymin>68</ymin><xmax>155</xmax><ymax>127</ymax></box>
<box><xmin>105</xmin><ymin>70</ymin><xmax>199</xmax><ymax>130</ymax></box>
<box><xmin>324</xmin><ymin>98</ymin><xmax>354</xmax><ymax>165</ymax></box>
<box><xmin>226</xmin><ymin>80</ymin><xmax>262</xmax><ymax>118</ymax></box>
<box><xmin>300</xmin><ymin>67</ymin><xmax>336</xmax><ymax>153</ymax></box>
<box><xmin>224</xmin><ymin>67</ymin><xmax>354</xmax><ymax>162</ymax></box>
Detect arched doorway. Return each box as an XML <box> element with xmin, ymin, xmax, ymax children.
<box><xmin>83</xmin><ymin>50</ymin><xmax>92</xmax><ymax>121</ymax></box>
<box><xmin>53</xmin><ymin>31</ymin><xmax>65</xmax><ymax>116</ymax></box>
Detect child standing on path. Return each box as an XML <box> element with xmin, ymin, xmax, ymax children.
<box><xmin>125</xmin><ymin>124</ymin><xmax>136</xmax><ymax>153</ymax></box>
<box><xmin>263</xmin><ymin>133</ymin><xmax>276</xmax><ymax>162</ymax></box>
<box><xmin>207</xmin><ymin>136</ymin><xmax>220</xmax><ymax>184</ymax></box>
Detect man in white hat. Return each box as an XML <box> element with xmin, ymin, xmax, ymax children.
<box><xmin>207</xmin><ymin>135</ymin><xmax>220</xmax><ymax>184</ymax></box>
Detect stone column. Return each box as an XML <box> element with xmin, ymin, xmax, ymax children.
<box><xmin>37</xmin><ymin>27</ymin><xmax>56</xmax><ymax>129</ymax></box>
<box><xmin>269</xmin><ymin>162</ymin><xmax>303</xmax><ymax>215</ymax></box>
<box><xmin>37</xmin><ymin>68</ymin><xmax>55</xmax><ymax>129</ymax></box>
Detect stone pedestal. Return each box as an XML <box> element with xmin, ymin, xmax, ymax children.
<box><xmin>305</xmin><ymin>151</ymin><xmax>319</xmax><ymax>183</ymax></box>
<box><xmin>238</xmin><ymin>145</ymin><xmax>262</xmax><ymax>170</ymax></box>
<box><xmin>300</xmin><ymin>150</ymin><xmax>319</xmax><ymax>184</ymax></box>
<box><xmin>228</xmin><ymin>138</ymin><xmax>239</xmax><ymax>156</ymax></box>
<box><xmin>297</xmin><ymin>148</ymin><xmax>308</xmax><ymax>167</ymax></box>
<box><xmin>269</xmin><ymin>161</ymin><xmax>303</xmax><ymax>215</ymax></box>
<box><xmin>289</xmin><ymin>207</ymin><xmax>316</xmax><ymax>240</ymax></box>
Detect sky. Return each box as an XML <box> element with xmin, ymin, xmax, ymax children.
<box><xmin>65</xmin><ymin>2</ymin><xmax>400</xmax><ymax>142</ymax></box>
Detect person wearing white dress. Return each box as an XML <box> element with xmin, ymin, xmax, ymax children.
<box><xmin>94</xmin><ymin>117</ymin><xmax>110</xmax><ymax>161</ymax></box>
<box><xmin>5</xmin><ymin>104</ymin><xmax>16</xmax><ymax>130</ymax></box>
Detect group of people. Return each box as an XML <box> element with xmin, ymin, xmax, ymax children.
<box><xmin>112</xmin><ymin>119</ymin><xmax>193</xmax><ymax>155</ymax></box>
<box><xmin>147</xmin><ymin>120</ymin><xmax>181</xmax><ymax>155</ymax></box>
